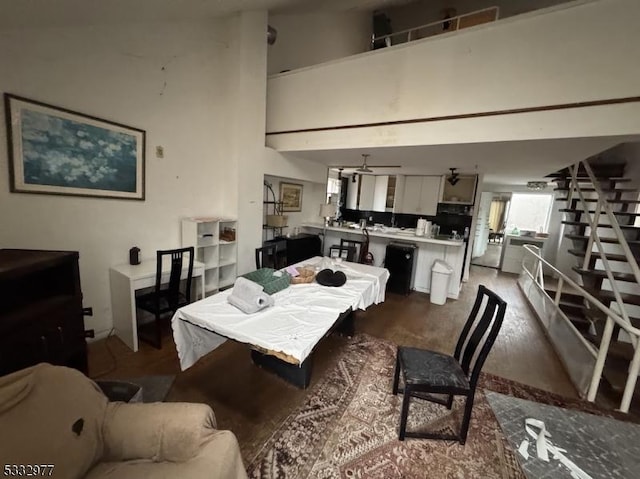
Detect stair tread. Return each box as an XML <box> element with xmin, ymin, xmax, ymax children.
<box><xmin>597</xmin><ymin>290</ymin><xmax>640</xmax><ymax>307</ymax></box>
<box><xmin>554</xmin><ymin>187</ymin><xmax>637</xmax><ymax>192</ymax></box>
<box><xmin>557</xmin><ymin>198</ymin><xmax>640</xmax><ymax>204</ymax></box>
<box><xmin>557</xmin><ymin>297</ymin><xmax>584</xmax><ymax>307</ymax></box>
<box><xmin>543</xmin><ymin>286</ymin><xmax>583</xmax><ymax>298</ymax></box>
<box><xmin>550</xmin><ymin>177</ymin><xmax>631</xmax><ymax>182</ymax></box>
<box><xmin>546</xmin><ymin>163</ymin><xmax>626</xmax><ymax>177</ymax></box>
<box><xmin>584</xmin><ymin>334</ymin><xmax>634</xmax><ymax>361</ymax></box>
<box><xmin>580</xmin><ymin>307</ymin><xmax>640</xmax><ymax>327</ymax></box>
<box><xmin>564</xmin><ymin>234</ymin><xmax>640</xmax><ymax>246</ymax></box>
<box><xmin>559</xmin><ymin>208</ymin><xmax>640</xmax><ymax>217</ymax></box>
<box><xmin>561</xmin><ymin>221</ymin><xmax>640</xmax><ymax>230</ymax></box>
<box><xmin>567</xmin><ymin>249</ymin><xmax>633</xmax><ymax>262</ymax></box>
<box><xmin>572</xmin><ymin>266</ymin><xmax>638</xmax><ymax>282</ymax></box>
<box><xmin>564</xmin><ymin>311</ymin><xmax>591</xmax><ymax>323</ymax></box>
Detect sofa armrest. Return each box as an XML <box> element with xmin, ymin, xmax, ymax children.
<box><xmin>102</xmin><ymin>402</ymin><xmax>217</xmax><ymax>462</ymax></box>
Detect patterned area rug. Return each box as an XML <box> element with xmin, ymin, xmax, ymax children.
<box><xmin>248</xmin><ymin>334</ymin><xmax>525</xmax><ymax>478</ymax></box>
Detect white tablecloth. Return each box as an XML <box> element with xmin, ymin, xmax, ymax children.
<box><xmin>171</xmin><ymin>257</ymin><xmax>389</xmax><ymax>370</ymax></box>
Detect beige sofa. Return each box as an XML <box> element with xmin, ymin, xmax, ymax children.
<box><xmin>0</xmin><ymin>363</ymin><xmax>248</xmax><ymax>479</ymax></box>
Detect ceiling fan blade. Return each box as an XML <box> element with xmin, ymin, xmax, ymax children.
<box><xmin>329</xmin><ymin>165</ymin><xmax>402</xmax><ymax>169</ymax></box>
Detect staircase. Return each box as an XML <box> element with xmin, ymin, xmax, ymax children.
<box><xmin>546</xmin><ymin>160</ymin><xmax>640</xmax><ymax>410</ymax></box>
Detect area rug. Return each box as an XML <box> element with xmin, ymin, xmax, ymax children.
<box><xmin>247</xmin><ymin>334</ymin><xmax>525</xmax><ymax>478</ymax></box>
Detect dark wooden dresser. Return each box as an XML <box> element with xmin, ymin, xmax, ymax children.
<box><xmin>0</xmin><ymin>249</ymin><xmax>88</xmax><ymax>376</ymax></box>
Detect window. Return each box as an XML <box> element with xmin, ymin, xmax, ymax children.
<box><xmin>506</xmin><ymin>193</ymin><xmax>554</xmax><ymax>233</ymax></box>
<box><xmin>327</xmin><ymin>177</ymin><xmax>341</xmax><ymax>203</ymax></box>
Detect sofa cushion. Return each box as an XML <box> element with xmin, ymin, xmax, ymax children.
<box><xmin>0</xmin><ymin>363</ymin><xmax>107</xmax><ymax>479</ymax></box>
<box><xmin>86</xmin><ymin>430</ymin><xmax>248</xmax><ymax>479</ymax></box>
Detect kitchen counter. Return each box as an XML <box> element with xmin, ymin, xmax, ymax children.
<box><xmin>303</xmin><ymin>223</ymin><xmax>464</xmax><ymax>247</ymax></box>
<box><xmin>500</xmin><ymin>234</ymin><xmax>547</xmax><ymax>274</ymax></box>
<box><xmin>303</xmin><ymin>222</ymin><xmax>465</xmax><ymax>300</ymax></box>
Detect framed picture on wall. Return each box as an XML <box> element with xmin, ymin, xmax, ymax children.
<box><xmin>280</xmin><ymin>182</ymin><xmax>303</xmax><ymax>212</ymax></box>
<box><xmin>4</xmin><ymin>93</ymin><xmax>146</xmax><ymax>200</ymax></box>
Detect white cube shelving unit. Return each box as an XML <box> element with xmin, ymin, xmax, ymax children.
<box><xmin>181</xmin><ymin>217</ymin><xmax>237</xmax><ymax>295</ymax></box>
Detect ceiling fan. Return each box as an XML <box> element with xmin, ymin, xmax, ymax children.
<box><xmin>357</xmin><ymin>154</ymin><xmax>373</xmax><ymax>173</ymax></box>
<box><xmin>330</xmin><ymin>154</ymin><xmax>402</xmax><ymax>173</ymax></box>
<box><xmin>447</xmin><ymin>167</ymin><xmax>460</xmax><ymax>185</ymax></box>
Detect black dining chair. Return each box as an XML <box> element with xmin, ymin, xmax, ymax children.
<box><xmin>262</xmin><ymin>239</ymin><xmax>288</xmax><ymax>269</ymax></box>
<box><xmin>255</xmin><ymin>244</ymin><xmax>277</xmax><ymax>269</ymax></box>
<box><xmin>392</xmin><ymin>284</ymin><xmax>507</xmax><ymax>444</ymax></box>
<box><xmin>136</xmin><ymin>247</ymin><xmax>194</xmax><ymax>349</ymax></box>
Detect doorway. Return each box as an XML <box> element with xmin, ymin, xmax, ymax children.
<box><xmin>472</xmin><ymin>193</ymin><xmax>510</xmax><ymax>269</ymax></box>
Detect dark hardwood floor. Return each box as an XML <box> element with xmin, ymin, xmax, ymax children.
<box><xmin>88</xmin><ymin>265</ymin><xmax>578</xmax><ymax>459</ymax></box>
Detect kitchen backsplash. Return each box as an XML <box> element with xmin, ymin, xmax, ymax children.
<box><xmin>339</xmin><ymin>207</ymin><xmax>472</xmax><ymax>235</ymax></box>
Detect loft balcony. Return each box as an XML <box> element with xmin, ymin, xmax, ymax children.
<box><xmin>266</xmin><ymin>0</ymin><xmax>640</xmax><ymax>154</ymax></box>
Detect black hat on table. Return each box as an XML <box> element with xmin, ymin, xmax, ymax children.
<box><xmin>315</xmin><ymin>269</ymin><xmax>347</xmax><ymax>287</ymax></box>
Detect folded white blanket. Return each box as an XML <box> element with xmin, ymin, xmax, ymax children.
<box><xmin>228</xmin><ymin>277</ymin><xmax>274</xmax><ymax>314</ymax></box>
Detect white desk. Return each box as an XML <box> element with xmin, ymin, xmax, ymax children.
<box><xmin>110</xmin><ymin>258</ymin><xmax>205</xmax><ymax>352</ymax></box>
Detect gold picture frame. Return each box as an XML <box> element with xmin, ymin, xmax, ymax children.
<box><xmin>280</xmin><ymin>182</ymin><xmax>303</xmax><ymax>212</ymax></box>
<box><xmin>4</xmin><ymin>93</ymin><xmax>145</xmax><ymax>200</ymax></box>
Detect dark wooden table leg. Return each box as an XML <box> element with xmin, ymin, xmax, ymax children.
<box><xmin>332</xmin><ymin>308</ymin><xmax>355</xmax><ymax>338</ymax></box>
<box><xmin>251</xmin><ymin>349</ymin><xmax>313</xmax><ymax>389</ymax></box>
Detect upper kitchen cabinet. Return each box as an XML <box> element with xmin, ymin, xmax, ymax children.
<box><xmin>346</xmin><ymin>175</ymin><xmax>359</xmax><ymax>209</ymax></box>
<box><xmin>344</xmin><ymin>174</ymin><xmax>395</xmax><ymax>212</ymax></box>
<box><xmin>440</xmin><ymin>175</ymin><xmax>478</xmax><ymax>204</ymax></box>
<box><xmin>398</xmin><ymin>176</ymin><xmax>441</xmax><ymax>215</ymax></box>
<box><xmin>358</xmin><ymin>175</ymin><xmax>377</xmax><ymax>211</ymax></box>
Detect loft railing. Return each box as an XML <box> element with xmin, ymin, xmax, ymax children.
<box><xmin>371</xmin><ymin>6</ymin><xmax>499</xmax><ymax>49</ymax></box>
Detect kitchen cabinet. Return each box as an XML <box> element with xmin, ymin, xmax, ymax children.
<box><xmin>359</xmin><ymin>175</ymin><xmax>376</xmax><ymax>211</ymax></box>
<box><xmin>440</xmin><ymin>175</ymin><xmax>477</xmax><ymax>204</ymax></box>
<box><xmin>373</xmin><ymin>175</ymin><xmax>389</xmax><ymax>212</ymax></box>
<box><xmin>385</xmin><ymin>176</ymin><xmax>396</xmax><ymax>210</ymax></box>
<box><xmin>346</xmin><ymin>175</ymin><xmax>359</xmax><ymax>209</ymax></box>
<box><xmin>399</xmin><ymin>176</ymin><xmax>441</xmax><ymax>215</ymax></box>
<box><xmin>345</xmin><ymin>174</ymin><xmax>393</xmax><ymax>212</ymax></box>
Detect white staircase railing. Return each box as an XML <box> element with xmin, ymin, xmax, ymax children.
<box><xmin>522</xmin><ymin>244</ymin><xmax>640</xmax><ymax>412</ymax></box>
<box><xmin>371</xmin><ymin>6</ymin><xmax>499</xmax><ymax>49</ymax></box>
<box><xmin>523</xmin><ymin>159</ymin><xmax>640</xmax><ymax>412</ymax></box>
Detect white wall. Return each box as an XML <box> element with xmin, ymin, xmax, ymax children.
<box><xmin>267</xmin><ymin>0</ymin><xmax>640</xmax><ymax>150</ymax></box>
<box><xmin>263</xmin><ymin>147</ymin><xmax>328</xmax><ymax>184</ymax></box>
<box><xmin>227</xmin><ymin>11</ymin><xmax>271</xmax><ymax>277</ymax></box>
<box><xmin>0</xmin><ymin>20</ymin><xmax>236</xmax><ymax>337</ymax></box>
<box><xmin>230</xmin><ymin>13</ymin><xmax>331</xmax><ymax>276</ymax></box>
<box><xmin>267</xmin><ymin>12</ymin><xmax>371</xmax><ymax>75</ymax></box>
<box><xmin>264</xmin><ymin>175</ymin><xmax>327</xmax><ymax>230</ymax></box>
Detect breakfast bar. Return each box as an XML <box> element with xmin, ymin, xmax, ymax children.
<box><xmin>303</xmin><ymin>223</ymin><xmax>465</xmax><ymax>299</ymax></box>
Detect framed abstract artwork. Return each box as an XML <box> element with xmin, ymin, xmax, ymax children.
<box><xmin>280</xmin><ymin>182</ymin><xmax>303</xmax><ymax>212</ymax></box>
<box><xmin>4</xmin><ymin>94</ymin><xmax>146</xmax><ymax>200</ymax></box>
